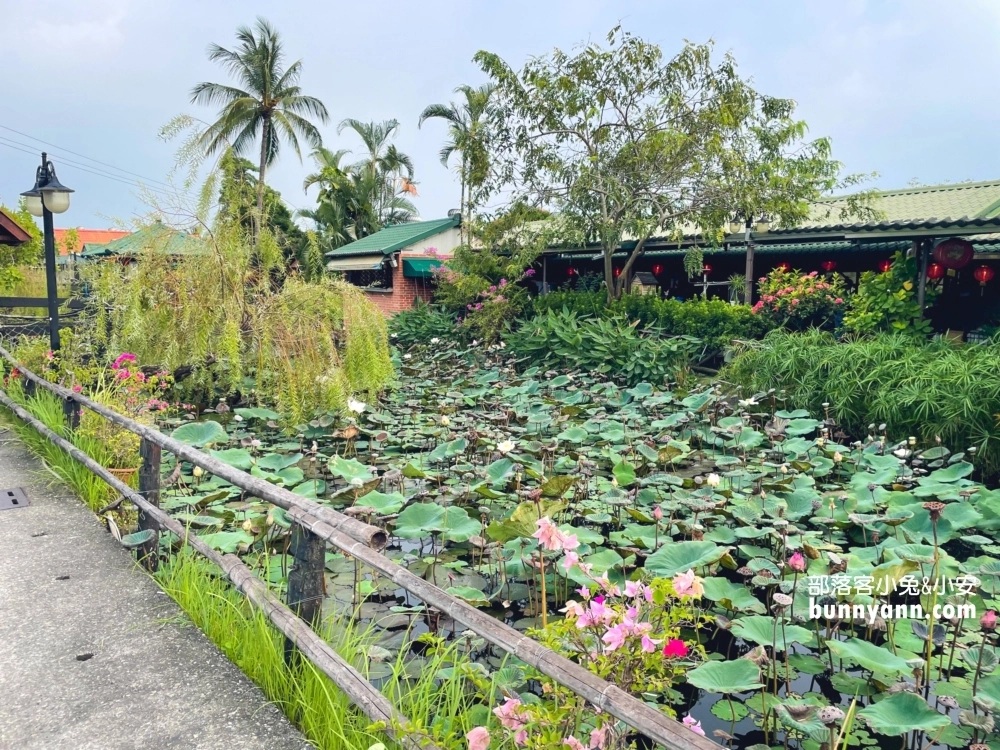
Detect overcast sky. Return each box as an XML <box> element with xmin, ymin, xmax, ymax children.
<box><xmin>2</xmin><ymin>0</ymin><xmax>999</xmax><ymax>230</ymax></box>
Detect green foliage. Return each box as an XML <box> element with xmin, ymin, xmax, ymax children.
<box><xmin>843</xmin><ymin>252</ymin><xmax>935</xmax><ymax>335</ymax></box>
<box><xmin>533</xmin><ymin>291</ymin><xmax>768</xmax><ymax>358</ymax></box>
<box><xmin>389</xmin><ymin>301</ymin><xmax>457</xmax><ymax>347</ymax></box>
<box><xmin>0</xmin><ymin>201</ymin><xmax>43</xmax><ymax>291</ymax></box>
<box><xmin>724</xmin><ymin>329</ymin><xmax>1000</xmax><ymax>475</ymax></box>
<box><xmin>753</xmin><ymin>267</ymin><xmax>847</xmax><ymax>330</ymax></box>
<box><xmin>475</xmin><ymin>26</ymin><xmax>876</xmax><ymax>299</ymax></box>
<box><xmin>683</xmin><ymin>247</ymin><xmax>705</xmax><ymax>280</ymax></box>
<box><xmin>506</xmin><ymin>308</ymin><xmax>699</xmax><ymax>385</ymax></box>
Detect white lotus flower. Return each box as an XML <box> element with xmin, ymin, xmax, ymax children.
<box><xmin>233</xmin><ymin>413</ymin><xmax>244</xmax><ymax>422</ymax></box>
<box><xmin>440</xmin><ymin>415</ymin><xmax>451</xmax><ymax>427</ymax></box>
<box><xmin>497</xmin><ymin>439</ymin><xmax>516</xmax><ymax>455</ymax></box>
<box><xmin>430</xmin><ymin>337</ymin><xmax>440</xmax><ymax>344</ymax></box>
<box><xmin>347</xmin><ymin>398</ymin><xmax>366</xmax><ymax>414</ymax></box>
<box><xmin>705</xmin><ymin>473</ymin><xmax>721</xmax><ymax>488</ymax></box>
<box><xmin>350</xmin><ymin>477</ymin><xmax>365</xmax><ymax>488</ymax></box>
<box><xmin>403</xmin><ymin>353</ymin><xmax>411</xmax><ymax>360</ymax></box>
<box><xmin>833</xmin><ymin>451</ymin><xmax>844</xmax><ymax>463</ymax></box>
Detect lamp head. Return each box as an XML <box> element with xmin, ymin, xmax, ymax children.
<box><xmin>21</xmin><ymin>153</ymin><xmax>73</xmax><ymax>214</ymax></box>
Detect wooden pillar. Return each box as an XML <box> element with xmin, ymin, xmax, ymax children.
<box><xmin>744</xmin><ymin>239</ymin><xmax>756</xmax><ymax>304</ymax></box>
<box><xmin>137</xmin><ymin>438</ymin><xmax>161</xmax><ymax>570</ymax></box>
<box><xmin>284</xmin><ymin>524</ymin><xmax>326</xmax><ymax>663</ymax></box>
<box><xmin>24</xmin><ymin>378</ymin><xmax>36</xmax><ymax>398</ymax></box>
<box><xmin>916</xmin><ymin>239</ymin><xmax>929</xmax><ymax>311</ymax></box>
<box><xmin>62</xmin><ymin>396</ymin><xmax>80</xmax><ymax>430</ymax></box>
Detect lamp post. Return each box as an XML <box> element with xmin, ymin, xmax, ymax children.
<box><xmin>730</xmin><ymin>215</ymin><xmax>770</xmax><ymax>304</ymax></box>
<box><xmin>21</xmin><ymin>152</ymin><xmax>73</xmax><ymax>352</ymax></box>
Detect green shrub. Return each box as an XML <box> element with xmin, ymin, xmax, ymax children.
<box><xmin>752</xmin><ymin>267</ymin><xmax>847</xmax><ymax>330</ymax></box>
<box><xmin>505</xmin><ymin>308</ymin><xmax>700</xmax><ymax>386</ymax></box>
<box><xmin>843</xmin><ymin>251</ymin><xmax>935</xmax><ymax>335</ymax></box>
<box><xmin>389</xmin><ymin>300</ymin><xmax>458</xmax><ymax>347</ymax></box>
<box><xmin>724</xmin><ymin>329</ymin><xmax>1000</xmax><ymax>476</ymax></box>
<box><xmin>532</xmin><ymin>292</ymin><xmax>767</xmax><ymax>358</ymax></box>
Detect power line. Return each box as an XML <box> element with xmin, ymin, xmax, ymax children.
<box><xmin>0</xmin><ymin>123</ymin><xmax>176</xmax><ymax>190</ymax></box>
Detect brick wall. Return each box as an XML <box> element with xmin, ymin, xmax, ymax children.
<box><xmin>363</xmin><ymin>261</ymin><xmax>435</xmax><ymax>316</ymax></box>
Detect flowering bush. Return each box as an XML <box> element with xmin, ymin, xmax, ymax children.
<box><xmin>460</xmin><ymin>517</ymin><xmax>708</xmax><ymax>749</ymax></box>
<box><xmin>752</xmin><ymin>267</ymin><xmax>847</xmax><ymax>330</ymax></box>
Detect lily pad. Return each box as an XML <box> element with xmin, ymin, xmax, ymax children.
<box><xmin>645</xmin><ymin>541</ymin><xmax>726</xmax><ymax>577</ymax></box>
<box><xmin>172</xmin><ymin>420</ymin><xmax>228</xmax><ymax>447</ymax></box>
<box><xmin>857</xmin><ymin>693</ymin><xmax>949</xmax><ymax>737</ymax></box>
<box><xmin>686</xmin><ymin>659</ymin><xmax>764</xmax><ymax>694</ymax></box>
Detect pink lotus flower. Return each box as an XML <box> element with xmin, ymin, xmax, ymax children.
<box><xmin>788</xmin><ymin>551</ymin><xmax>807</xmax><ymax>573</ymax></box>
<box><xmin>662</xmin><ymin>639</ymin><xmax>689</xmax><ymax>658</ymax></box>
<box><xmin>563</xmin><ymin>738</ymin><xmax>586</xmax><ymax>750</ymax></box>
<box><xmin>682</xmin><ymin>715</ymin><xmax>705</xmax><ymax>736</ymax></box>
<box><xmin>466</xmin><ymin>726</ymin><xmax>490</xmax><ymax>750</ymax></box>
<box><xmin>493</xmin><ymin>697</ymin><xmax>526</xmax><ymax>730</ymax></box>
<box><xmin>653</xmin><ymin>505</ymin><xmax>663</xmax><ymax>521</ymax></box>
<box><xmin>672</xmin><ymin>569</ymin><xmax>704</xmax><ymax>598</ymax></box>
<box><xmin>982</xmin><ymin>610</ymin><xmax>997</xmax><ymax>630</ymax></box>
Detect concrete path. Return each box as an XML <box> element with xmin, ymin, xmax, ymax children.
<box><xmin>0</xmin><ymin>424</ymin><xmax>312</xmax><ymax>750</ymax></box>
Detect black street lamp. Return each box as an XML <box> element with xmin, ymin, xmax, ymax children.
<box><xmin>21</xmin><ymin>152</ymin><xmax>73</xmax><ymax>352</ymax></box>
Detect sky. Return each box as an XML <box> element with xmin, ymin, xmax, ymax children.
<box><xmin>2</xmin><ymin>0</ymin><xmax>999</xmax><ymax>231</ymax></box>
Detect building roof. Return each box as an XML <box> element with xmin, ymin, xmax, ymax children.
<box><xmin>53</xmin><ymin>228</ymin><xmax>130</xmax><ymax>255</ymax></box>
<box><xmin>80</xmin><ymin>221</ymin><xmax>204</xmax><ymax>259</ymax></box>
<box><xmin>324</xmin><ymin>216</ymin><xmax>460</xmax><ymax>258</ymax></box>
<box><xmin>0</xmin><ymin>208</ymin><xmax>32</xmax><ymax>246</ymax></box>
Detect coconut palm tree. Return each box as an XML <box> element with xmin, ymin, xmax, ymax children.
<box><xmin>191</xmin><ymin>17</ymin><xmax>329</xmax><ymax>235</ymax></box>
<box><xmin>337</xmin><ymin>118</ymin><xmax>417</xmax><ymax>226</ymax></box>
<box><xmin>419</xmin><ymin>83</ymin><xmax>495</xmax><ymax>241</ymax></box>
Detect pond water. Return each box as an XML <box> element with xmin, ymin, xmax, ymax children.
<box><xmin>160</xmin><ymin>343</ymin><xmax>1000</xmax><ymax>749</ymax></box>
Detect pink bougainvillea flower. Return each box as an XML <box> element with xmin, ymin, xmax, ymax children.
<box><xmin>601</xmin><ymin>623</ymin><xmax>628</xmax><ymax>652</ymax></box>
<box><xmin>561</xmin><ymin>550</ymin><xmax>580</xmax><ymax>572</ymax></box>
<box><xmin>533</xmin><ymin>517</ymin><xmax>563</xmax><ymax>551</ymax></box>
<box><xmin>788</xmin><ymin>551</ymin><xmax>807</xmax><ymax>573</ymax></box>
<box><xmin>682</xmin><ymin>715</ymin><xmax>706</xmax><ymax>736</ymax></box>
<box><xmin>563</xmin><ymin>738</ymin><xmax>586</xmax><ymax>750</ymax></box>
<box><xmin>560</xmin><ymin>531</ymin><xmax>580</xmax><ymax>551</ymax></box>
<box><xmin>466</xmin><ymin>726</ymin><xmax>490</xmax><ymax>750</ymax></box>
<box><xmin>593</xmin><ymin>595</ymin><xmax>605</xmax><ymax>605</ymax></box>
<box><xmin>589</xmin><ymin>725</ymin><xmax>608</xmax><ymax>749</ymax></box>
<box><xmin>641</xmin><ymin>634</ymin><xmax>662</xmax><ymax>653</ymax></box>
<box><xmin>560</xmin><ymin>600</ymin><xmax>585</xmax><ymax>619</ymax></box>
<box><xmin>624</xmin><ymin>580</ymin><xmax>644</xmax><ymax>598</ymax></box>
<box><xmin>672</xmin><ymin>569</ymin><xmax>704</xmax><ymax>598</ymax></box>
<box><xmin>662</xmin><ymin>639</ymin><xmax>689</xmax><ymax>658</ymax></box>
<box><xmin>493</xmin><ymin>697</ymin><xmax>526</xmax><ymax>730</ymax></box>
<box><xmin>576</xmin><ymin>586</ymin><xmax>592</xmax><ymax>600</ymax></box>
<box><xmin>514</xmin><ymin>730</ymin><xmax>527</xmax><ymax>746</ymax></box>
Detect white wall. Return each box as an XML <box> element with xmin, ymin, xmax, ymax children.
<box><xmin>399</xmin><ymin>226</ymin><xmax>462</xmax><ymax>258</ymax></box>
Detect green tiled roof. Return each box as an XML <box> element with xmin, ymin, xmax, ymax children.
<box><xmin>80</xmin><ymin>222</ymin><xmax>205</xmax><ymax>259</ymax></box>
<box><xmin>325</xmin><ymin>216</ymin><xmax>460</xmax><ymax>258</ymax></box>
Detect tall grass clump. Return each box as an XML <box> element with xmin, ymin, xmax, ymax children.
<box><xmin>158</xmin><ymin>551</ymin><xmax>484</xmax><ymax>749</ymax></box>
<box><xmin>724</xmin><ymin>329</ymin><xmax>1000</xmax><ymax>475</ymax></box>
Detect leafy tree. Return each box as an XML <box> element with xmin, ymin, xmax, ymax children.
<box><xmin>419</xmin><ymin>83</ymin><xmax>495</xmax><ymax>242</ymax></box>
<box><xmin>337</xmin><ymin>118</ymin><xmax>418</xmax><ymax>227</ymax></box>
<box><xmin>190</xmin><ymin>17</ymin><xmax>329</xmax><ymax>237</ymax></box>
<box><xmin>300</xmin><ymin>146</ymin><xmax>381</xmax><ymax>247</ymax></box>
<box><xmin>475</xmin><ymin>27</ymin><xmax>874</xmax><ymax>302</ymax></box>
<box><xmin>0</xmin><ymin>201</ymin><xmax>43</xmax><ymax>291</ymax></box>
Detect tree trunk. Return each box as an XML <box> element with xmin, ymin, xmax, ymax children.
<box><xmin>604</xmin><ymin>248</ymin><xmax>615</xmax><ymax>304</ymax></box>
<box><xmin>256</xmin><ymin>116</ymin><xmax>270</xmax><ymax>244</ymax></box>
<box><xmin>460</xmin><ymin>155</ymin><xmax>467</xmax><ymax>246</ymax></box>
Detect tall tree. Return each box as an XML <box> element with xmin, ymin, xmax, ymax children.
<box><xmin>191</xmin><ymin>17</ymin><xmax>329</xmax><ymax>237</ymax></box>
<box><xmin>418</xmin><ymin>83</ymin><xmax>495</xmax><ymax>241</ymax></box>
<box><xmin>300</xmin><ymin>146</ymin><xmax>380</xmax><ymax>246</ymax></box>
<box><xmin>337</xmin><ymin>119</ymin><xmax>417</xmax><ymax>226</ymax></box>
<box><xmin>476</xmin><ymin>27</ymin><xmax>874</xmax><ymax>302</ymax></box>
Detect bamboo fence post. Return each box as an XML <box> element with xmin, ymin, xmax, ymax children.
<box><xmin>62</xmin><ymin>396</ymin><xmax>80</xmax><ymax>430</ymax></box>
<box><xmin>284</xmin><ymin>525</ymin><xmax>326</xmax><ymax>664</ymax></box>
<box><xmin>137</xmin><ymin>437</ymin><xmax>162</xmax><ymax>570</ymax></box>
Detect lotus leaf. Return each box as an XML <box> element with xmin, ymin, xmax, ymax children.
<box><xmin>172</xmin><ymin>420</ymin><xmax>228</xmax><ymax>447</ymax></box>
<box><xmin>685</xmin><ymin>659</ymin><xmax>764</xmax><ymax>694</ymax></box>
<box><xmin>210</xmin><ymin>448</ymin><xmax>254</xmax><ymax>470</ymax></box>
<box><xmin>354</xmin><ymin>491</ymin><xmax>407</xmax><ymax>516</ymax></box>
<box><xmin>826</xmin><ymin>638</ymin><xmax>910</xmax><ymax>677</ymax></box>
<box><xmin>645</xmin><ymin>541</ymin><xmax>726</xmax><ymax>577</ymax></box>
<box><xmin>856</xmin><ymin>693</ymin><xmax>950</xmax><ymax>737</ymax></box>
<box><xmin>730</xmin><ymin>615</ymin><xmax>815</xmax><ymax>651</ymax></box>
<box><xmin>328</xmin><ymin>456</ymin><xmax>375</xmax><ymax>483</ymax></box>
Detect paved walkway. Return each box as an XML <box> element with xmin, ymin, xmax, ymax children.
<box><xmin>0</xmin><ymin>424</ymin><xmax>311</xmax><ymax>750</ymax></box>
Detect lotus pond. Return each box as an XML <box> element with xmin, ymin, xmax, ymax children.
<box><xmin>157</xmin><ymin>342</ymin><xmax>1000</xmax><ymax>750</ymax></box>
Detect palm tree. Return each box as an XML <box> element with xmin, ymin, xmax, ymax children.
<box><xmin>419</xmin><ymin>83</ymin><xmax>495</xmax><ymax>241</ymax></box>
<box><xmin>191</xmin><ymin>17</ymin><xmax>329</xmax><ymax>235</ymax></box>
<box><xmin>337</xmin><ymin>119</ymin><xmax>417</xmax><ymax>226</ymax></box>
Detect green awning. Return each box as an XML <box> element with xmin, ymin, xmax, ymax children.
<box><xmin>402</xmin><ymin>257</ymin><xmax>444</xmax><ymax>278</ymax></box>
<box><xmin>326</xmin><ymin>254</ymin><xmax>385</xmax><ymax>272</ymax></box>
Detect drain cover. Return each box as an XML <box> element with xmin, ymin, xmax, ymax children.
<box><xmin>0</xmin><ymin>487</ymin><xmax>29</xmax><ymax>510</ymax></box>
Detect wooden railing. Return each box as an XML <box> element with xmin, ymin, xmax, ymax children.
<box><xmin>0</xmin><ymin>341</ymin><xmax>719</xmax><ymax>750</ymax></box>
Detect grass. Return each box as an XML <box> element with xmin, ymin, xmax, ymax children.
<box><xmin>1</xmin><ymin>384</ymin><xmax>485</xmax><ymax>750</ymax></box>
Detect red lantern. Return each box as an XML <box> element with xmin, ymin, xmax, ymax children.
<box><xmin>613</xmin><ymin>267</ymin><xmax>622</xmax><ymax>278</ymax></box>
<box><xmin>878</xmin><ymin>259</ymin><xmax>893</xmax><ymax>273</ymax></box>
<box><xmin>974</xmin><ymin>265</ymin><xmax>995</xmax><ymax>286</ymax></box>
<box><xmin>652</xmin><ymin>264</ymin><xmax>664</xmax><ymax>276</ymax></box>
<box><xmin>932</xmin><ymin>238</ymin><xmax>975</xmax><ymax>270</ymax></box>
<box><xmin>821</xmin><ymin>260</ymin><xmax>837</xmax><ymax>273</ymax></box>
<box><xmin>567</xmin><ymin>267</ymin><xmax>576</xmax><ymax>276</ymax></box>
<box><xmin>776</xmin><ymin>262</ymin><xmax>791</xmax><ymax>272</ymax></box>
<box><xmin>702</xmin><ymin>263</ymin><xmax>713</xmax><ymax>275</ymax></box>
<box><xmin>926</xmin><ymin>262</ymin><xmax>945</xmax><ymax>281</ymax></box>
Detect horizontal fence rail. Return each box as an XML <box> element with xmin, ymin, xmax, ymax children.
<box><xmin>0</xmin><ymin>341</ymin><xmax>720</xmax><ymax>750</ymax></box>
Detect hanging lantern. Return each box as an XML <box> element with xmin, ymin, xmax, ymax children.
<box><xmin>974</xmin><ymin>265</ymin><xmax>995</xmax><ymax>286</ymax></box>
<box><xmin>613</xmin><ymin>267</ymin><xmax>622</xmax><ymax>278</ymax></box>
<box><xmin>878</xmin><ymin>259</ymin><xmax>893</xmax><ymax>273</ymax></box>
<box><xmin>702</xmin><ymin>263</ymin><xmax>713</xmax><ymax>275</ymax></box>
<box><xmin>821</xmin><ymin>260</ymin><xmax>837</xmax><ymax>272</ymax></box>
<box><xmin>567</xmin><ymin>267</ymin><xmax>576</xmax><ymax>277</ymax></box>
<box><xmin>926</xmin><ymin>262</ymin><xmax>945</xmax><ymax>281</ymax></box>
<box><xmin>932</xmin><ymin>238</ymin><xmax>975</xmax><ymax>269</ymax></box>
<box><xmin>652</xmin><ymin>264</ymin><xmax>664</xmax><ymax>276</ymax></box>
<box><xmin>776</xmin><ymin>262</ymin><xmax>791</xmax><ymax>272</ymax></box>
